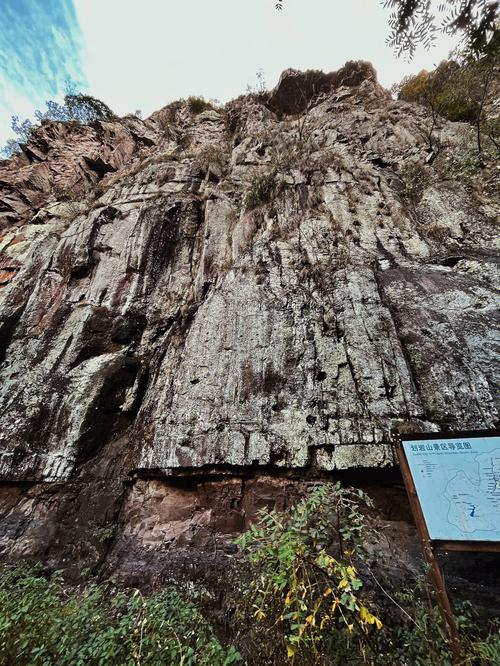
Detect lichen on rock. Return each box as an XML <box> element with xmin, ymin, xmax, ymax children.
<box><xmin>0</xmin><ymin>62</ymin><xmax>498</xmax><ymax>579</ymax></box>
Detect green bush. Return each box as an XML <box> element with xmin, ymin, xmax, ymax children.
<box><xmin>187</xmin><ymin>97</ymin><xmax>215</xmax><ymax>115</ymax></box>
<box><xmin>244</xmin><ymin>172</ymin><xmax>276</xmax><ymax>209</ymax></box>
<box><xmin>388</xmin><ymin>592</ymin><xmax>500</xmax><ymax>666</ymax></box>
<box><xmin>0</xmin><ymin>565</ymin><xmax>240</xmax><ymax>666</ymax></box>
<box><xmin>236</xmin><ymin>483</ymin><xmax>500</xmax><ymax>665</ymax></box>
<box><xmin>396</xmin><ymin>58</ymin><xmax>494</xmax><ymax>125</ymax></box>
<box><xmin>237</xmin><ymin>483</ymin><xmax>382</xmax><ymax>661</ymax></box>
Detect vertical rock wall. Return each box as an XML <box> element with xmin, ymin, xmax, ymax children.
<box><xmin>0</xmin><ymin>63</ymin><xmax>498</xmax><ymax>577</ymax></box>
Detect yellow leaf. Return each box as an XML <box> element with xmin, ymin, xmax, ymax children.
<box><xmin>359</xmin><ymin>606</ymin><xmax>383</xmax><ymax>629</ymax></box>
<box><xmin>287</xmin><ymin>645</ymin><xmax>295</xmax><ymax>659</ymax></box>
<box><xmin>285</xmin><ymin>590</ymin><xmax>293</xmax><ymax>606</ymax></box>
<box><xmin>253</xmin><ymin>608</ymin><xmax>266</xmax><ymax>620</ymax></box>
<box><xmin>347</xmin><ymin>565</ymin><xmax>357</xmax><ymax>578</ymax></box>
<box><xmin>305</xmin><ymin>614</ymin><xmax>314</xmax><ymax>625</ymax></box>
<box><xmin>338</xmin><ymin>579</ymin><xmax>349</xmax><ymax>590</ymax></box>
<box><xmin>323</xmin><ymin>587</ymin><xmax>333</xmax><ymax>597</ymax></box>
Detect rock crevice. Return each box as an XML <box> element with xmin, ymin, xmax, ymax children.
<box><xmin>0</xmin><ymin>62</ymin><xmax>498</xmax><ymax>574</ymax></box>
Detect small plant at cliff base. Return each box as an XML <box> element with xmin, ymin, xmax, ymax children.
<box><xmin>0</xmin><ymin>565</ymin><xmax>241</xmax><ymax>665</ymax></box>
<box><xmin>388</xmin><ymin>589</ymin><xmax>500</xmax><ymax>666</ymax></box>
<box><xmin>236</xmin><ymin>483</ymin><xmax>382</xmax><ymax>662</ymax></box>
<box><xmin>244</xmin><ymin>171</ymin><xmax>277</xmax><ymax>209</ymax></box>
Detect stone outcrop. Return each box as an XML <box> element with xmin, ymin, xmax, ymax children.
<box><xmin>267</xmin><ymin>61</ymin><xmax>383</xmax><ymax>115</ymax></box>
<box><xmin>0</xmin><ymin>62</ymin><xmax>498</xmax><ymax>585</ymax></box>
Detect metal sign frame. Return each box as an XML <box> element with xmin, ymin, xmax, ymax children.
<box><xmin>395</xmin><ymin>429</ymin><xmax>500</xmax><ymax>664</ymax></box>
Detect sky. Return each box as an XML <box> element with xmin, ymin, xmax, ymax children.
<box><xmin>0</xmin><ymin>0</ymin><xmax>459</xmax><ymax>146</ymax></box>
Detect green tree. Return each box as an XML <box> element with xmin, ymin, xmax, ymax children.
<box><xmin>396</xmin><ymin>54</ymin><xmax>499</xmax><ymax>163</ymax></box>
<box><xmin>1</xmin><ymin>90</ymin><xmax>115</xmax><ymax>158</ymax></box>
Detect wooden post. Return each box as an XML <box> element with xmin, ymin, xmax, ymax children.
<box><xmin>395</xmin><ymin>438</ymin><xmax>462</xmax><ymax>665</ymax></box>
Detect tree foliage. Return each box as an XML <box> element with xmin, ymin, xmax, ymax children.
<box><xmin>275</xmin><ymin>0</ymin><xmax>499</xmax><ymax>58</ymax></box>
<box><xmin>384</xmin><ymin>0</ymin><xmax>499</xmax><ymax>57</ymax></box>
<box><xmin>1</xmin><ymin>90</ymin><xmax>115</xmax><ymax>158</ymax></box>
<box><xmin>395</xmin><ymin>54</ymin><xmax>499</xmax><ymax>161</ymax></box>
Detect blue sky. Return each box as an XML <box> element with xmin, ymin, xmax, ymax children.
<box><xmin>0</xmin><ymin>0</ymin><xmax>458</xmax><ymax>146</ymax></box>
<box><xmin>0</xmin><ymin>0</ymin><xmax>86</xmax><ymax>141</ymax></box>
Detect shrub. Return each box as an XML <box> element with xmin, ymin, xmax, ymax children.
<box><xmin>237</xmin><ymin>483</ymin><xmax>382</xmax><ymax>661</ymax></box>
<box><xmin>191</xmin><ymin>143</ymin><xmax>230</xmax><ymax>174</ymax></box>
<box><xmin>397</xmin><ymin>70</ymin><xmax>431</xmax><ymax>103</ymax></box>
<box><xmin>0</xmin><ymin>565</ymin><xmax>240</xmax><ymax>666</ymax></box>
<box><xmin>187</xmin><ymin>96</ymin><xmax>215</xmax><ymax>115</ymax></box>
<box><xmin>236</xmin><ymin>484</ymin><xmax>500</xmax><ymax>664</ymax></box>
<box><xmin>396</xmin><ymin>57</ymin><xmax>496</xmax><ymax>126</ymax></box>
<box><xmin>394</xmin><ymin>160</ymin><xmax>431</xmax><ymax>204</ymax></box>
<box><xmin>244</xmin><ymin>172</ymin><xmax>276</xmax><ymax>209</ymax></box>
<box><xmin>389</xmin><ymin>590</ymin><xmax>500</xmax><ymax>666</ymax></box>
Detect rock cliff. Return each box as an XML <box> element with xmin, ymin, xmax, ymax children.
<box><xmin>0</xmin><ymin>62</ymin><xmax>498</xmax><ymax>583</ymax></box>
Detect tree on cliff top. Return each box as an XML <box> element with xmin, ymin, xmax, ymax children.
<box><xmin>1</xmin><ymin>89</ymin><xmax>116</xmax><ymax>158</ymax></box>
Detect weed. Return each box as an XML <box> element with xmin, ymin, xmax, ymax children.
<box><xmin>244</xmin><ymin>172</ymin><xmax>276</xmax><ymax>209</ymax></box>
<box><xmin>187</xmin><ymin>97</ymin><xmax>215</xmax><ymax>115</ymax></box>
<box><xmin>0</xmin><ymin>565</ymin><xmax>240</xmax><ymax>666</ymax></box>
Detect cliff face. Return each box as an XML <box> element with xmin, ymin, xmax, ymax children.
<box><xmin>0</xmin><ymin>62</ymin><xmax>498</xmax><ymax>579</ymax></box>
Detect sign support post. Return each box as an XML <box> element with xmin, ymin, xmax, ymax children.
<box><xmin>396</xmin><ymin>429</ymin><xmax>500</xmax><ymax>665</ymax></box>
<box><xmin>396</xmin><ymin>439</ymin><xmax>462</xmax><ymax>664</ymax></box>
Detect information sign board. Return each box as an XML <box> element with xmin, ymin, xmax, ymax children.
<box><xmin>401</xmin><ymin>431</ymin><xmax>500</xmax><ymax>543</ymax></box>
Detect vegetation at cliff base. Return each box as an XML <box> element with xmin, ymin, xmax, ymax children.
<box><xmin>237</xmin><ymin>484</ymin><xmax>382</xmax><ymax>661</ymax></box>
<box><xmin>1</xmin><ymin>484</ymin><xmax>500</xmax><ymax>665</ymax></box>
<box><xmin>0</xmin><ymin>566</ymin><xmax>240</xmax><ymax>666</ymax></box>
<box><xmin>234</xmin><ymin>483</ymin><xmax>500</xmax><ymax>665</ymax></box>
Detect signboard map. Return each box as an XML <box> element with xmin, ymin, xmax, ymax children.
<box><xmin>402</xmin><ymin>434</ymin><xmax>500</xmax><ymax>542</ymax></box>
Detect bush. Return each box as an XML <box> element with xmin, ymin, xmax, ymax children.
<box><xmin>237</xmin><ymin>483</ymin><xmax>381</xmax><ymax>661</ymax></box>
<box><xmin>191</xmin><ymin>143</ymin><xmax>230</xmax><ymax>175</ymax></box>
<box><xmin>394</xmin><ymin>160</ymin><xmax>431</xmax><ymax>204</ymax></box>
<box><xmin>396</xmin><ymin>57</ymin><xmax>496</xmax><ymax>125</ymax></box>
<box><xmin>244</xmin><ymin>172</ymin><xmax>276</xmax><ymax>209</ymax></box>
<box><xmin>236</xmin><ymin>483</ymin><xmax>500</xmax><ymax>665</ymax></box>
<box><xmin>397</xmin><ymin>70</ymin><xmax>431</xmax><ymax>103</ymax></box>
<box><xmin>0</xmin><ymin>565</ymin><xmax>240</xmax><ymax>666</ymax></box>
<box><xmin>187</xmin><ymin>97</ymin><xmax>215</xmax><ymax>115</ymax></box>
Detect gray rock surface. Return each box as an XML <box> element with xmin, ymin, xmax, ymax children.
<box><xmin>0</xmin><ymin>63</ymin><xmax>498</xmax><ymax>578</ymax></box>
